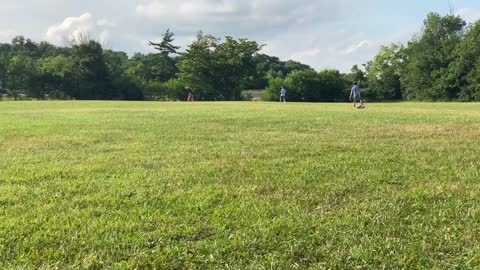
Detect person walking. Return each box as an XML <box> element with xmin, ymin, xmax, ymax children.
<box><xmin>350</xmin><ymin>82</ymin><xmax>364</xmax><ymax>109</ymax></box>
<box><xmin>280</xmin><ymin>86</ymin><xmax>287</xmax><ymax>103</ymax></box>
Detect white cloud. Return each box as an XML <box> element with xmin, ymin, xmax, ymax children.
<box><xmin>135</xmin><ymin>0</ymin><xmax>357</xmax><ymax>33</ymax></box>
<box><xmin>0</xmin><ymin>30</ymin><xmax>16</xmax><ymax>43</ymax></box>
<box><xmin>46</xmin><ymin>13</ymin><xmax>95</xmax><ymax>44</ymax></box>
<box><xmin>291</xmin><ymin>48</ymin><xmax>322</xmax><ymax>58</ymax></box>
<box><xmin>97</xmin><ymin>18</ymin><xmax>116</xmax><ymax>27</ymax></box>
<box><xmin>45</xmin><ymin>13</ymin><xmax>114</xmax><ymax>45</ymax></box>
<box><xmin>343</xmin><ymin>40</ymin><xmax>376</xmax><ymax>55</ymax></box>
<box><xmin>136</xmin><ymin>0</ymin><xmax>238</xmax><ymax>18</ymax></box>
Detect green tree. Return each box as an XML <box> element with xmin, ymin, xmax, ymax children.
<box><xmin>284</xmin><ymin>69</ymin><xmax>319</xmax><ymax>102</ymax></box>
<box><xmin>246</xmin><ymin>54</ymin><xmax>313</xmax><ymax>90</ymax></box>
<box><xmin>212</xmin><ymin>37</ymin><xmax>263</xmax><ymax>100</ymax></box>
<box><xmin>6</xmin><ymin>55</ymin><xmax>39</xmax><ymax>97</ymax></box>
<box><xmin>448</xmin><ymin>20</ymin><xmax>480</xmax><ymax>101</ymax></box>
<box><xmin>147</xmin><ymin>29</ymin><xmax>180</xmax><ymax>83</ymax></box>
<box><xmin>40</xmin><ymin>55</ymin><xmax>80</xmax><ymax>99</ymax></box>
<box><xmin>125</xmin><ymin>53</ymin><xmax>150</xmax><ymax>84</ymax></box>
<box><xmin>104</xmin><ymin>50</ymin><xmax>128</xmax><ymax>79</ymax></box>
<box><xmin>265</xmin><ymin>69</ymin><xmax>345</xmax><ymax>102</ymax></box>
<box><xmin>163</xmin><ymin>79</ymin><xmax>187</xmax><ymax>100</ymax></box>
<box><xmin>263</xmin><ymin>72</ymin><xmax>285</xmax><ymax>101</ymax></box>
<box><xmin>351</xmin><ymin>65</ymin><xmax>366</xmax><ymax>85</ymax></box>
<box><xmin>72</xmin><ymin>40</ymin><xmax>113</xmax><ymax>99</ymax></box>
<box><xmin>0</xmin><ymin>33</ymin><xmax>320</xmax><ymax>102</ymax></box>
<box><xmin>149</xmin><ymin>29</ymin><xmax>181</xmax><ymax>55</ymax></box>
<box><xmin>316</xmin><ymin>69</ymin><xmax>347</xmax><ymax>102</ymax></box>
<box><xmin>0</xmin><ymin>44</ymin><xmax>12</xmax><ymax>90</ymax></box>
<box><xmin>177</xmin><ymin>32</ymin><xmax>219</xmax><ymax>100</ymax></box>
<box><xmin>178</xmin><ymin>33</ymin><xmax>261</xmax><ymax>100</ymax></box>
<box><xmin>401</xmin><ymin>13</ymin><xmax>466</xmax><ymax>100</ymax></box>
<box><xmin>103</xmin><ymin>50</ymin><xmax>144</xmax><ymax>100</ymax></box>
<box><xmin>283</xmin><ymin>60</ymin><xmax>313</xmax><ymax>75</ymax></box>
<box><xmin>367</xmin><ymin>44</ymin><xmax>405</xmax><ymax>100</ymax></box>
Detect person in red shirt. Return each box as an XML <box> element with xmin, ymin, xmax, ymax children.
<box><xmin>187</xmin><ymin>92</ymin><xmax>194</xmax><ymax>102</ymax></box>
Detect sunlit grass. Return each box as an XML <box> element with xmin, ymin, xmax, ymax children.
<box><xmin>1</xmin><ymin>101</ymin><xmax>480</xmax><ymax>269</ymax></box>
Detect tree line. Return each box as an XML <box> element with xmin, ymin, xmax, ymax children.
<box><xmin>0</xmin><ymin>30</ymin><xmax>317</xmax><ymax>101</ymax></box>
<box><xmin>1</xmin><ymin>12</ymin><xmax>479</xmax><ymax>102</ymax></box>
<box><xmin>362</xmin><ymin>12</ymin><xmax>480</xmax><ymax>101</ymax></box>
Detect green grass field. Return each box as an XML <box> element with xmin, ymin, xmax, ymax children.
<box><xmin>1</xmin><ymin>101</ymin><xmax>480</xmax><ymax>269</ymax></box>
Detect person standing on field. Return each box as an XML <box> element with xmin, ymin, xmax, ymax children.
<box><xmin>280</xmin><ymin>86</ymin><xmax>287</xmax><ymax>103</ymax></box>
<box><xmin>187</xmin><ymin>92</ymin><xmax>194</xmax><ymax>102</ymax></box>
<box><xmin>350</xmin><ymin>82</ymin><xmax>364</xmax><ymax>109</ymax></box>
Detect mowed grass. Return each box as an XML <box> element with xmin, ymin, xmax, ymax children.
<box><xmin>1</xmin><ymin>101</ymin><xmax>480</xmax><ymax>269</ymax></box>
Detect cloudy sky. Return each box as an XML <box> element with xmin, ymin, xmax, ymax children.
<box><xmin>1</xmin><ymin>0</ymin><xmax>479</xmax><ymax>72</ymax></box>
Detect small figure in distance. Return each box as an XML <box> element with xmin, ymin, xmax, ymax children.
<box><xmin>187</xmin><ymin>92</ymin><xmax>194</xmax><ymax>102</ymax></box>
<box><xmin>350</xmin><ymin>82</ymin><xmax>365</xmax><ymax>109</ymax></box>
<box><xmin>280</xmin><ymin>86</ymin><xmax>287</xmax><ymax>103</ymax></box>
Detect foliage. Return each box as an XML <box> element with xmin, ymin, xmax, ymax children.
<box><xmin>448</xmin><ymin>20</ymin><xmax>480</xmax><ymax>101</ymax></box>
<box><xmin>39</xmin><ymin>55</ymin><xmax>79</xmax><ymax>99</ymax></box>
<box><xmin>149</xmin><ymin>29</ymin><xmax>181</xmax><ymax>56</ymax></box>
<box><xmin>402</xmin><ymin>13</ymin><xmax>466</xmax><ymax>100</ymax></box>
<box><xmin>264</xmin><ymin>69</ymin><xmax>346</xmax><ymax>102</ymax></box>
<box><xmin>0</xmin><ymin>31</ymin><xmax>267</xmax><ymax>101</ymax></box>
<box><xmin>177</xmin><ymin>33</ymin><xmax>219</xmax><ymax>100</ymax></box>
<box><xmin>145</xmin><ymin>30</ymin><xmax>181</xmax><ymax>84</ymax></box>
<box><xmin>263</xmin><ymin>75</ymin><xmax>284</xmax><ymax>101</ymax></box>
<box><xmin>367</xmin><ymin>44</ymin><xmax>405</xmax><ymax>100</ymax></box>
<box><xmin>246</xmin><ymin>54</ymin><xmax>313</xmax><ymax>90</ymax></box>
<box><xmin>177</xmin><ymin>33</ymin><xmax>262</xmax><ymax>101</ymax></box>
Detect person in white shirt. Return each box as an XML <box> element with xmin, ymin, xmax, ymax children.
<box><xmin>280</xmin><ymin>86</ymin><xmax>287</xmax><ymax>103</ymax></box>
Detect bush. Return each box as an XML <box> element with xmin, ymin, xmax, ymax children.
<box><xmin>143</xmin><ymin>80</ymin><xmax>187</xmax><ymax>101</ymax></box>
<box><xmin>163</xmin><ymin>79</ymin><xmax>187</xmax><ymax>101</ymax></box>
<box><xmin>265</xmin><ymin>69</ymin><xmax>346</xmax><ymax>102</ymax></box>
<box><xmin>263</xmin><ymin>77</ymin><xmax>284</xmax><ymax>101</ymax></box>
<box><xmin>144</xmin><ymin>82</ymin><xmax>165</xmax><ymax>101</ymax></box>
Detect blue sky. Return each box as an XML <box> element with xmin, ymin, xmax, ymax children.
<box><xmin>364</xmin><ymin>1</ymin><xmax>480</xmax><ymax>36</ymax></box>
<box><xmin>0</xmin><ymin>0</ymin><xmax>479</xmax><ymax>72</ymax></box>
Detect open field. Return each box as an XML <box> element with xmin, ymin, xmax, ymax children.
<box><xmin>1</xmin><ymin>101</ymin><xmax>480</xmax><ymax>269</ymax></box>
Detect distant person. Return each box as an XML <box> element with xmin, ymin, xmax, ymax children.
<box><xmin>350</xmin><ymin>82</ymin><xmax>364</xmax><ymax>109</ymax></box>
<box><xmin>187</xmin><ymin>92</ymin><xmax>194</xmax><ymax>102</ymax></box>
<box><xmin>280</xmin><ymin>86</ymin><xmax>287</xmax><ymax>103</ymax></box>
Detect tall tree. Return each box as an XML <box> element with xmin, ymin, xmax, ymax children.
<box><xmin>212</xmin><ymin>37</ymin><xmax>263</xmax><ymax>100</ymax></box>
<box><xmin>351</xmin><ymin>65</ymin><xmax>366</xmax><ymax>84</ymax></box>
<box><xmin>147</xmin><ymin>29</ymin><xmax>180</xmax><ymax>83</ymax></box>
<box><xmin>448</xmin><ymin>20</ymin><xmax>480</xmax><ymax>101</ymax></box>
<box><xmin>367</xmin><ymin>44</ymin><xmax>405</xmax><ymax>100</ymax></box>
<box><xmin>39</xmin><ymin>55</ymin><xmax>79</xmax><ymax>99</ymax></box>
<box><xmin>72</xmin><ymin>40</ymin><xmax>113</xmax><ymax>99</ymax></box>
<box><xmin>177</xmin><ymin>32</ymin><xmax>219</xmax><ymax>100</ymax></box>
<box><xmin>245</xmin><ymin>54</ymin><xmax>313</xmax><ymax>90</ymax></box>
<box><xmin>401</xmin><ymin>13</ymin><xmax>466</xmax><ymax>100</ymax></box>
<box><xmin>177</xmin><ymin>33</ymin><xmax>262</xmax><ymax>101</ymax></box>
<box><xmin>149</xmin><ymin>29</ymin><xmax>181</xmax><ymax>56</ymax></box>
<box><xmin>6</xmin><ymin>55</ymin><xmax>39</xmax><ymax>97</ymax></box>
<box><xmin>0</xmin><ymin>43</ymin><xmax>12</xmax><ymax>90</ymax></box>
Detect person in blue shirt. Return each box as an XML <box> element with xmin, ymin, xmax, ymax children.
<box><xmin>350</xmin><ymin>82</ymin><xmax>365</xmax><ymax>109</ymax></box>
<box><xmin>280</xmin><ymin>86</ymin><xmax>287</xmax><ymax>103</ymax></box>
